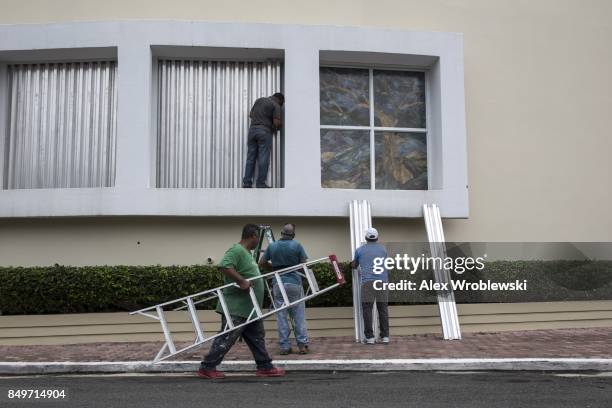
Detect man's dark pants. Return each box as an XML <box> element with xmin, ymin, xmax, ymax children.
<box><xmin>361</xmin><ymin>281</ymin><xmax>390</xmax><ymax>339</ymax></box>
<box><xmin>243</xmin><ymin>126</ymin><xmax>273</xmax><ymax>187</ymax></box>
<box><xmin>201</xmin><ymin>314</ymin><xmax>273</xmax><ymax>370</ymax></box>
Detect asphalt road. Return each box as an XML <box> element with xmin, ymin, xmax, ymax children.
<box><xmin>1</xmin><ymin>371</ymin><xmax>611</xmax><ymax>408</ymax></box>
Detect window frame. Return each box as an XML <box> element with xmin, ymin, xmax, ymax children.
<box><xmin>319</xmin><ymin>64</ymin><xmax>431</xmax><ymax>190</ymax></box>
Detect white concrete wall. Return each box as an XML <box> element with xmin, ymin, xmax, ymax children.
<box><xmin>0</xmin><ymin>0</ymin><xmax>611</xmax><ymax>266</ymax></box>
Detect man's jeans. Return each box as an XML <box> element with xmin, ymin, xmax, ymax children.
<box><xmin>361</xmin><ymin>281</ymin><xmax>389</xmax><ymax>339</ymax></box>
<box><xmin>243</xmin><ymin>126</ymin><xmax>273</xmax><ymax>187</ymax></box>
<box><xmin>201</xmin><ymin>314</ymin><xmax>273</xmax><ymax>370</ymax></box>
<box><xmin>273</xmin><ymin>283</ymin><xmax>309</xmax><ymax>351</ymax></box>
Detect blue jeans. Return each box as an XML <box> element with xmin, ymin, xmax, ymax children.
<box><xmin>272</xmin><ymin>283</ymin><xmax>309</xmax><ymax>350</ymax></box>
<box><xmin>243</xmin><ymin>126</ymin><xmax>273</xmax><ymax>187</ymax></box>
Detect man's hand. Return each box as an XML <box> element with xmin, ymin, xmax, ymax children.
<box><xmin>273</xmin><ymin>118</ymin><xmax>282</xmax><ymax>131</ymax></box>
<box><xmin>237</xmin><ymin>279</ymin><xmax>252</xmax><ymax>290</ymax></box>
<box><xmin>221</xmin><ymin>266</ymin><xmax>252</xmax><ymax>290</ymax></box>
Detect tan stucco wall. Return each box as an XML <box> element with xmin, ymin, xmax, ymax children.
<box><xmin>0</xmin><ymin>0</ymin><xmax>611</xmax><ymax>266</ymax></box>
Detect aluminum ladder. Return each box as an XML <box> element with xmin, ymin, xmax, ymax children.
<box><xmin>423</xmin><ymin>203</ymin><xmax>462</xmax><ymax>340</ymax></box>
<box><xmin>130</xmin><ymin>255</ymin><xmax>346</xmax><ymax>362</ymax></box>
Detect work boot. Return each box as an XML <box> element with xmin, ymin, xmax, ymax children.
<box><xmin>256</xmin><ymin>366</ymin><xmax>286</xmax><ymax>377</ymax></box>
<box><xmin>197</xmin><ymin>368</ymin><xmax>226</xmax><ymax>379</ymax></box>
<box><xmin>298</xmin><ymin>344</ymin><xmax>309</xmax><ymax>355</ymax></box>
<box><xmin>279</xmin><ymin>348</ymin><xmax>292</xmax><ymax>355</ymax></box>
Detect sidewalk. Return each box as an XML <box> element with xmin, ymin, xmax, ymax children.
<box><xmin>1</xmin><ymin>328</ymin><xmax>611</xmax><ymax>374</ymax></box>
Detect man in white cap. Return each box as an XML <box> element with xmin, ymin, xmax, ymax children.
<box><xmin>351</xmin><ymin>227</ymin><xmax>390</xmax><ymax>344</ymax></box>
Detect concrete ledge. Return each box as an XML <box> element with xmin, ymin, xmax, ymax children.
<box><xmin>2</xmin><ymin>359</ymin><xmax>612</xmax><ymax>375</ymax></box>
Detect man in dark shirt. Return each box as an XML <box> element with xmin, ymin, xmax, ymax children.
<box><xmin>242</xmin><ymin>93</ymin><xmax>284</xmax><ymax>188</ymax></box>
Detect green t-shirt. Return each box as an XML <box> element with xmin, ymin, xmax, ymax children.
<box><xmin>215</xmin><ymin>243</ymin><xmax>264</xmax><ymax>319</ymax></box>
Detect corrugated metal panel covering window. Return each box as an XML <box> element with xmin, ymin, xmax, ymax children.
<box><xmin>4</xmin><ymin>61</ymin><xmax>117</xmax><ymax>189</ymax></box>
<box><xmin>156</xmin><ymin>60</ymin><xmax>283</xmax><ymax>188</ymax></box>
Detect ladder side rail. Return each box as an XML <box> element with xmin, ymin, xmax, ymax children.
<box><xmin>130</xmin><ymin>258</ymin><xmax>330</xmax><ymax>315</ymax></box>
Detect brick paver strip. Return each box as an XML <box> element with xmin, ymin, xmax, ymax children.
<box><xmin>1</xmin><ymin>328</ymin><xmax>610</xmax><ymax>363</ymax></box>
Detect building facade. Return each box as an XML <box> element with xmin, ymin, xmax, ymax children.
<box><xmin>0</xmin><ymin>0</ymin><xmax>611</xmax><ymax>265</ymax></box>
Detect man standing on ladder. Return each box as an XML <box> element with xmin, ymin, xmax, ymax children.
<box><xmin>351</xmin><ymin>228</ymin><xmax>390</xmax><ymax>345</ymax></box>
<box><xmin>259</xmin><ymin>223</ymin><xmax>310</xmax><ymax>355</ymax></box>
<box><xmin>198</xmin><ymin>224</ymin><xmax>285</xmax><ymax>379</ymax></box>
<box><xmin>242</xmin><ymin>92</ymin><xmax>284</xmax><ymax>188</ymax></box>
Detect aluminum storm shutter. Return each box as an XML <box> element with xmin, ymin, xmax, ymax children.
<box><xmin>156</xmin><ymin>60</ymin><xmax>283</xmax><ymax>188</ymax></box>
<box><xmin>4</xmin><ymin>61</ymin><xmax>118</xmax><ymax>189</ymax></box>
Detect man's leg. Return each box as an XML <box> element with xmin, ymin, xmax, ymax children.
<box><xmin>286</xmin><ymin>284</ymin><xmax>309</xmax><ymax>348</ymax></box>
<box><xmin>201</xmin><ymin>315</ymin><xmax>245</xmax><ymax>370</ymax></box>
<box><xmin>255</xmin><ymin>130</ymin><xmax>273</xmax><ymax>187</ymax></box>
<box><xmin>272</xmin><ymin>284</ymin><xmax>292</xmax><ymax>352</ymax></box>
<box><xmin>376</xmin><ymin>289</ymin><xmax>390</xmax><ymax>339</ymax></box>
<box><xmin>240</xmin><ymin>319</ymin><xmax>274</xmax><ymax>370</ymax></box>
<box><xmin>242</xmin><ymin>128</ymin><xmax>258</xmax><ymax>187</ymax></box>
<box><xmin>361</xmin><ymin>282</ymin><xmax>375</xmax><ymax>340</ymax></box>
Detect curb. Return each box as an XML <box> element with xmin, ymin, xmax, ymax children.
<box><xmin>2</xmin><ymin>359</ymin><xmax>612</xmax><ymax>375</ymax></box>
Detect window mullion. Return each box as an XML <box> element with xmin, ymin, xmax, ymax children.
<box><xmin>369</xmin><ymin>68</ymin><xmax>375</xmax><ymax>190</ymax></box>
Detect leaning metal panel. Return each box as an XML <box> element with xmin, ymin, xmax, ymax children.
<box><xmin>423</xmin><ymin>203</ymin><xmax>462</xmax><ymax>340</ymax></box>
<box><xmin>349</xmin><ymin>199</ymin><xmax>373</xmax><ymax>342</ymax></box>
<box><xmin>156</xmin><ymin>60</ymin><xmax>283</xmax><ymax>188</ymax></box>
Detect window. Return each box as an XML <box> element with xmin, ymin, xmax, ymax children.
<box><xmin>156</xmin><ymin>59</ymin><xmax>283</xmax><ymax>188</ymax></box>
<box><xmin>3</xmin><ymin>61</ymin><xmax>117</xmax><ymax>189</ymax></box>
<box><xmin>320</xmin><ymin>67</ymin><xmax>428</xmax><ymax>190</ymax></box>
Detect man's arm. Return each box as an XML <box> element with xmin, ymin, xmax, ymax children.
<box><xmin>350</xmin><ymin>249</ymin><xmax>359</xmax><ymax>269</ymax></box>
<box><xmin>258</xmin><ymin>246</ymin><xmax>272</xmax><ymax>270</ymax></box>
<box><xmin>258</xmin><ymin>258</ymin><xmax>272</xmax><ymax>270</ymax></box>
<box><xmin>221</xmin><ymin>266</ymin><xmax>251</xmax><ymax>290</ymax></box>
<box><xmin>299</xmin><ymin>244</ymin><xmax>308</xmax><ymax>263</ymax></box>
<box><xmin>272</xmin><ymin>101</ymin><xmax>282</xmax><ymax>131</ymax></box>
<box><xmin>272</xmin><ymin>117</ymin><xmax>282</xmax><ymax>131</ymax></box>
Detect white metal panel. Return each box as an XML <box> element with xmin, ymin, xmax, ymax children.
<box><xmin>4</xmin><ymin>61</ymin><xmax>117</xmax><ymax>189</ymax></box>
<box><xmin>349</xmin><ymin>199</ymin><xmax>372</xmax><ymax>342</ymax></box>
<box><xmin>423</xmin><ymin>203</ymin><xmax>462</xmax><ymax>340</ymax></box>
<box><xmin>156</xmin><ymin>60</ymin><xmax>282</xmax><ymax>188</ymax></box>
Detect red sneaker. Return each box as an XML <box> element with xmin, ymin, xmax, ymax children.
<box><xmin>256</xmin><ymin>367</ymin><xmax>286</xmax><ymax>377</ymax></box>
<box><xmin>197</xmin><ymin>368</ymin><xmax>226</xmax><ymax>379</ymax></box>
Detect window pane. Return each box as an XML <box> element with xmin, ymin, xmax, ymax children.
<box><xmin>374</xmin><ymin>70</ymin><xmax>425</xmax><ymax>128</ymax></box>
<box><xmin>321</xmin><ymin>129</ymin><xmax>370</xmax><ymax>189</ymax></box>
<box><xmin>375</xmin><ymin>132</ymin><xmax>427</xmax><ymax>190</ymax></box>
<box><xmin>319</xmin><ymin>67</ymin><xmax>370</xmax><ymax>126</ymax></box>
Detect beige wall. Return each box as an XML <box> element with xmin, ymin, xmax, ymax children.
<box><xmin>2</xmin><ymin>301</ymin><xmax>611</xmax><ymax>345</ymax></box>
<box><xmin>0</xmin><ymin>0</ymin><xmax>611</xmax><ymax>266</ymax></box>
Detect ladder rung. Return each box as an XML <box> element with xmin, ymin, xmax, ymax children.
<box><xmin>186</xmin><ymin>297</ymin><xmax>205</xmax><ymax>342</ymax></box>
<box><xmin>156</xmin><ymin>306</ymin><xmax>176</xmax><ymax>354</ymax></box>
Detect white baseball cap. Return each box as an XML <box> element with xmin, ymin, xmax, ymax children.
<box><xmin>365</xmin><ymin>227</ymin><xmax>379</xmax><ymax>240</ymax></box>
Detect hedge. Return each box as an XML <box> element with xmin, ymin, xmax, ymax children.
<box><xmin>0</xmin><ymin>262</ymin><xmax>353</xmax><ymax>315</ymax></box>
<box><xmin>0</xmin><ymin>261</ymin><xmax>610</xmax><ymax>315</ymax></box>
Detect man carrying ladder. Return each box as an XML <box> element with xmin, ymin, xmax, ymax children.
<box><xmin>198</xmin><ymin>224</ymin><xmax>285</xmax><ymax>379</ymax></box>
